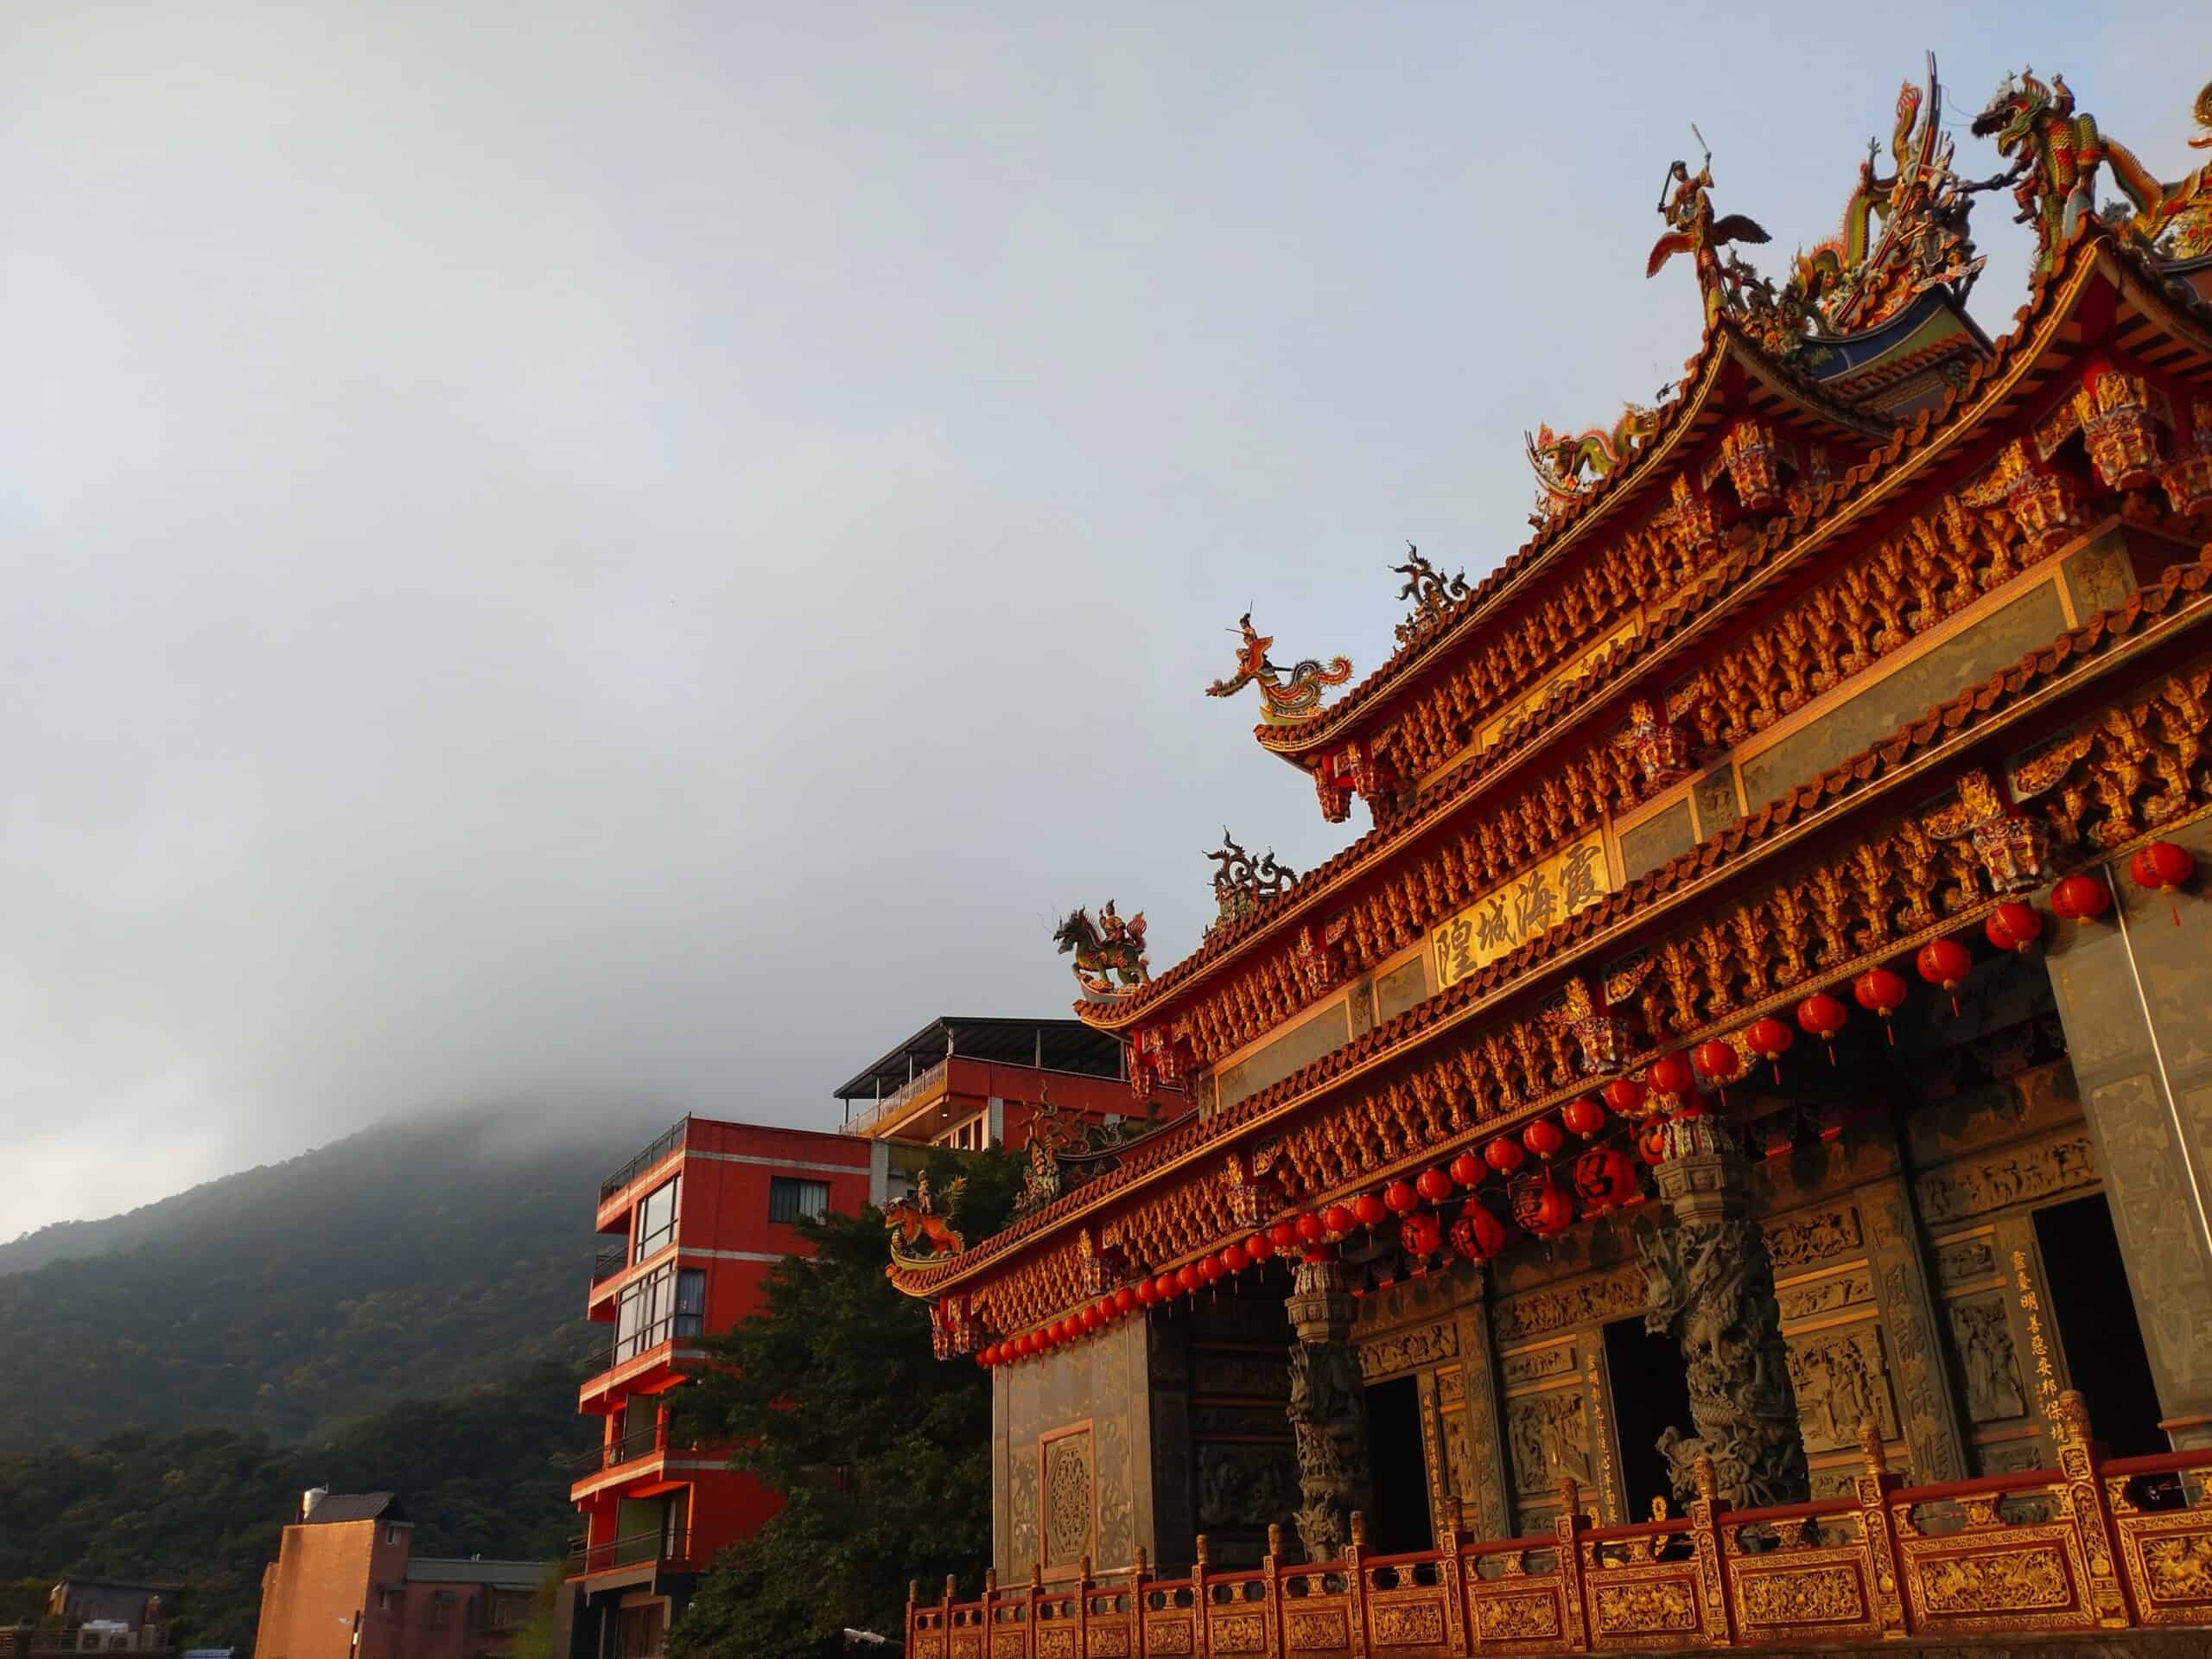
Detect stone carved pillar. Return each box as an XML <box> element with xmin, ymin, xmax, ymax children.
<box><xmin>1638</xmin><ymin>1114</ymin><xmax>1811</xmax><ymax>1508</ymax></box>
<box><xmin>2041</xmin><ymin>823</ymin><xmax>2212</xmax><ymax>1449</ymax></box>
<box><xmin>1284</xmin><ymin>1253</ymin><xmax>1372</xmax><ymax>1560</ymax></box>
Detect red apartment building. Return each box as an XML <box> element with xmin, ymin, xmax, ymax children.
<box><xmin>563</xmin><ymin>1016</ymin><xmax>1166</xmax><ymax>1659</ymax></box>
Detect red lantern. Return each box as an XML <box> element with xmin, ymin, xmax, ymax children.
<box><xmin>1219</xmin><ymin>1243</ymin><xmax>1249</xmax><ymax>1274</ymax></box>
<box><xmin>1637</xmin><ymin>1120</ymin><xmax>1670</xmax><ymax>1166</ymax></box>
<box><xmin>1399</xmin><ymin>1211</ymin><xmax>1441</xmax><ymax>1260</ymax></box>
<box><xmin>978</xmin><ymin>1344</ymin><xmax>996</xmax><ymax>1366</ymax></box>
<box><xmin>1572</xmin><ymin>1147</ymin><xmax>1638</xmax><ymax>1214</ymax></box>
<box><xmin>1416</xmin><ymin>1166</ymin><xmax>1453</xmax><ymax>1204</ymax></box>
<box><xmin>1080</xmin><ymin>1306</ymin><xmax>1102</xmax><ymax>1333</ymax></box>
<box><xmin>1602</xmin><ymin>1076</ymin><xmax>1648</xmax><ymax>1118</ymax></box>
<box><xmin>1648</xmin><ymin>1052</ymin><xmax>1697</xmax><ymax>1102</ymax></box>
<box><xmin>1352</xmin><ymin>1192</ymin><xmax>1388</xmax><ymax>1229</ymax></box>
<box><xmin>1383</xmin><ymin>1179</ymin><xmax>1420</xmax><ymax>1216</ymax></box>
<box><xmin>1484</xmin><ymin>1136</ymin><xmax>1525</xmax><ymax>1175</ymax></box>
<box><xmin>1853</xmin><ymin>967</ymin><xmax>1907</xmax><ymax>1044</ymax></box>
<box><xmin>1198</xmin><ymin>1256</ymin><xmax>1223</xmax><ymax>1285</ymax></box>
<box><xmin>2132</xmin><ymin>840</ymin><xmax>2196</xmax><ymax>925</ymax></box>
<box><xmin>1012</xmin><ymin>1334</ymin><xmax>1031</xmax><ymax>1357</ymax></box>
<box><xmin>1247</xmin><ymin>1231</ymin><xmax>1275</xmax><ymax>1264</ymax></box>
<box><xmin>1515</xmin><ymin>1176</ymin><xmax>1576</xmax><ymax>1237</ymax></box>
<box><xmin>1449</xmin><ymin>1151</ymin><xmax>1484</xmax><ymax>1187</ymax></box>
<box><xmin>1916</xmin><ymin>938</ymin><xmax>1974</xmax><ymax>1014</ymax></box>
<box><xmin>1322</xmin><ymin>1203</ymin><xmax>1355</xmax><ymax>1238</ymax></box>
<box><xmin>1268</xmin><ymin>1220</ymin><xmax>1299</xmax><ymax>1249</ymax></box>
<box><xmin>2051</xmin><ymin>872</ymin><xmax>2112</xmax><ymax>922</ymax></box>
<box><xmin>1060</xmin><ymin>1317</ymin><xmax>1079</xmax><ymax>1344</ymax></box>
<box><xmin>1561</xmin><ymin>1096</ymin><xmax>1606</xmax><ymax>1139</ymax></box>
<box><xmin>1745</xmin><ymin>1015</ymin><xmax>1793</xmax><ymax>1083</ymax></box>
<box><xmin>1114</xmin><ymin>1287</ymin><xmax>1137</xmax><ymax>1315</ymax></box>
<box><xmin>1153</xmin><ymin>1272</ymin><xmax>1177</xmax><ymax>1303</ymax></box>
<box><xmin>1796</xmin><ymin>991</ymin><xmax>1847</xmax><ymax>1065</ymax></box>
<box><xmin>1522</xmin><ymin>1117</ymin><xmax>1566</xmax><ymax>1159</ymax></box>
<box><xmin>1985</xmin><ymin>900</ymin><xmax>2042</xmax><ymax>953</ymax></box>
<box><xmin>1176</xmin><ymin>1264</ymin><xmax>1201</xmax><ymax>1295</ymax></box>
<box><xmin>1692</xmin><ymin>1039</ymin><xmax>1739</xmax><ymax>1084</ymax></box>
<box><xmin>1448</xmin><ymin>1201</ymin><xmax>1507</xmax><ymax>1262</ymax></box>
<box><xmin>1295</xmin><ymin>1213</ymin><xmax>1325</xmax><ymax>1245</ymax></box>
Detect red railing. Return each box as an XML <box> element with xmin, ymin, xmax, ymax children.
<box><xmin>907</xmin><ymin>1398</ymin><xmax>2212</xmax><ymax>1657</ymax></box>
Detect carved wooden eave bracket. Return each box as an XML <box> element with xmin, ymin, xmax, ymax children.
<box><xmin>1071</xmin><ymin>228</ymin><xmax>2207</xmax><ymax>1055</ymax></box>
<box><xmin>893</xmin><ymin>541</ymin><xmax>2212</xmax><ymax>1310</ymax></box>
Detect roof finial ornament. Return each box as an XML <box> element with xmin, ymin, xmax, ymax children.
<box><xmin>1205</xmin><ymin>612</ymin><xmax>1352</xmax><ymax>725</ymax></box>
<box><xmin>1646</xmin><ymin>133</ymin><xmax>1772</xmax><ymax>325</ymax></box>
<box><xmin>1389</xmin><ymin>543</ymin><xmax>1471</xmax><ymax>646</ymax></box>
<box><xmin>1054</xmin><ymin>904</ymin><xmax>1149</xmax><ymax>1000</ymax></box>
<box><xmin>1204</xmin><ymin>829</ymin><xmax>1297</xmax><ymax>940</ymax></box>
<box><xmin>1525</xmin><ymin>405</ymin><xmax>1663</xmax><ymax>526</ymax></box>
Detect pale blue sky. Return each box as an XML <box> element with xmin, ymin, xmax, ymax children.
<box><xmin>3</xmin><ymin>3</ymin><xmax>2204</xmax><ymax>1234</ymax></box>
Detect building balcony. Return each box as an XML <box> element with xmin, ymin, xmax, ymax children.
<box><xmin>596</xmin><ymin>1119</ymin><xmax>688</xmax><ymax>1224</ymax></box>
<box><xmin>589</xmin><ymin>1243</ymin><xmax>628</xmax><ymax>1287</ymax></box>
<box><xmin>839</xmin><ymin>1057</ymin><xmax>950</xmax><ymax>1137</ymax></box>
<box><xmin>907</xmin><ymin>1402</ymin><xmax>2212</xmax><ymax>1659</ymax></box>
<box><xmin>565</xmin><ymin>1529</ymin><xmax>695</xmax><ymax>1580</ymax></box>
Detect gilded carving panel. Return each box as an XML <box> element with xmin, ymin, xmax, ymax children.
<box><xmin>1284</xmin><ymin>1607</ymin><xmax>1348</xmax><ymax>1649</ymax></box>
<box><xmin>1734</xmin><ymin>1559</ymin><xmax>1868</xmax><ymax>1626</ymax></box>
<box><xmin>1041</xmin><ymin>1430</ymin><xmax>1092</xmax><ymax>1570</ymax></box>
<box><xmin>1471</xmin><ymin>1591</ymin><xmax>1560</xmax><ymax>1641</ymax></box>
<box><xmin>1369</xmin><ymin>1599</ymin><xmax>1446</xmax><ymax>1644</ymax></box>
<box><xmin>1589</xmin><ymin>1576</ymin><xmax>1698</xmax><ymax>1634</ymax></box>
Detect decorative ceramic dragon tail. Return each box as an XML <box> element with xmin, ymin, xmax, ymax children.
<box><xmin>1205</xmin><ymin>612</ymin><xmax>1352</xmax><ymax>725</ymax></box>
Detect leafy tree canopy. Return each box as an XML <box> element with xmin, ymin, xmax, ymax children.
<box><xmin>666</xmin><ymin>1147</ymin><xmax>1019</xmax><ymax>1659</ymax></box>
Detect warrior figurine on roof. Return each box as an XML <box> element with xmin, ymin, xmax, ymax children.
<box><xmin>1205</xmin><ymin>612</ymin><xmax>1352</xmax><ymax>725</ymax></box>
<box><xmin>1056</xmin><ymin>904</ymin><xmax>1150</xmax><ymax>999</ymax></box>
<box><xmin>1647</xmin><ymin>140</ymin><xmax>1772</xmax><ymax>323</ymax></box>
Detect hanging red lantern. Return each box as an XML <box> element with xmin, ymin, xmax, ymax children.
<box><xmin>2131</xmin><ymin>840</ymin><xmax>2196</xmax><ymax>925</ymax></box>
<box><xmin>1399</xmin><ymin>1211</ymin><xmax>1441</xmax><ymax>1260</ymax></box>
<box><xmin>1572</xmin><ymin>1147</ymin><xmax>1639</xmax><ymax>1214</ymax></box>
<box><xmin>1268</xmin><ymin>1220</ymin><xmax>1300</xmax><ymax>1250</ymax></box>
<box><xmin>1198</xmin><ymin>1256</ymin><xmax>1224</xmax><ymax>1286</ymax></box>
<box><xmin>1916</xmin><ymin>938</ymin><xmax>1974</xmax><ymax>1015</ymax></box>
<box><xmin>1745</xmin><ymin>1015</ymin><xmax>1794</xmax><ymax>1083</ymax></box>
<box><xmin>1637</xmin><ymin>1120</ymin><xmax>1670</xmax><ymax>1166</ymax></box>
<box><xmin>1601</xmin><ymin>1076</ymin><xmax>1649</xmax><ymax>1118</ymax></box>
<box><xmin>1295</xmin><ymin>1213</ymin><xmax>1326</xmax><ymax>1246</ymax></box>
<box><xmin>1219</xmin><ymin>1243</ymin><xmax>1249</xmax><ymax>1275</ymax></box>
<box><xmin>1515</xmin><ymin>1176</ymin><xmax>1576</xmax><ymax>1237</ymax></box>
<box><xmin>1080</xmin><ymin>1306</ymin><xmax>1103</xmax><ymax>1333</ymax></box>
<box><xmin>1647</xmin><ymin>1052</ymin><xmax>1697</xmax><ymax>1103</ymax></box>
<box><xmin>1012</xmin><ymin>1334</ymin><xmax>1031</xmax><ymax>1358</ymax></box>
<box><xmin>1175</xmin><ymin>1264</ymin><xmax>1201</xmax><ymax>1295</ymax></box>
<box><xmin>1484</xmin><ymin>1136</ymin><xmax>1526</xmax><ymax>1175</ymax></box>
<box><xmin>1561</xmin><ymin>1096</ymin><xmax>1607</xmax><ymax>1139</ymax></box>
<box><xmin>1448</xmin><ymin>1201</ymin><xmax>1507</xmax><ymax>1262</ymax></box>
<box><xmin>1796</xmin><ymin>992</ymin><xmax>1847</xmax><ymax>1066</ymax></box>
<box><xmin>978</xmin><ymin>1344</ymin><xmax>996</xmax><ymax>1367</ymax></box>
<box><xmin>1153</xmin><ymin>1272</ymin><xmax>1177</xmax><ymax>1303</ymax></box>
<box><xmin>1985</xmin><ymin>900</ymin><xmax>2043</xmax><ymax>953</ymax></box>
<box><xmin>1246</xmin><ymin>1231</ymin><xmax>1275</xmax><ymax>1264</ymax></box>
<box><xmin>1322</xmin><ymin>1203</ymin><xmax>1356</xmax><ymax>1238</ymax></box>
<box><xmin>1416</xmin><ymin>1166</ymin><xmax>1453</xmax><ymax>1204</ymax></box>
<box><xmin>1383</xmin><ymin>1179</ymin><xmax>1420</xmax><ymax>1216</ymax></box>
<box><xmin>1449</xmin><ymin>1151</ymin><xmax>1484</xmax><ymax>1187</ymax></box>
<box><xmin>2051</xmin><ymin>872</ymin><xmax>2112</xmax><ymax>922</ymax></box>
<box><xmin>1522</xmin><ymin>1117</ymin><xmax>1566</xmax><ymax>1159</ymax></box>
<box><xmin>1114</xmin><ymin>1287</ymin><xmax>1137</xmax><ymax>1315</ymax></box>
<box><xmin>1692</xmin><ymin>1039</ymin><xmax>1739</xmax><ymax>1083</ymax></box>
<box><xmin>1853</xmin><ymin>967</ymin><xmax>1908</xmax><ymax>1044</ymax></box>
<box><xmin>1061</xmin><ymin>1317</ymin><xmax>1081</xmax><ymax>1343</ymax></box>
<box><xmin>1352</xmin><ymin>1192</ymin><xmax>1388</xmax><ymax>1229</ymax></box>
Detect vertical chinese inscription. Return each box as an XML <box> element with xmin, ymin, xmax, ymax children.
<box><xmin>2011</xmin><ymin>1249</ymin><xmax>2062</xmax><ymax>1425</ymax></box>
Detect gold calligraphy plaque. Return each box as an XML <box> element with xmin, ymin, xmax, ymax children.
<box><xmin>1431</xmin><ymin>829</ymin><xmax>1613</xmax><ymax>989</ymax></box>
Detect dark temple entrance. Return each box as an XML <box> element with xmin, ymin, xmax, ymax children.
<box><xmin>2034</xmin><ymin>1192</ymin><xmax>2166</xmax><ymax>1458</ymax></box>
<box><xmin>1363</xmin><ymin>1376</ymin><xmax>1433</xmax><ymax>1554</ymax></box>
<box><xmin>1605</xmin><ymin>1313</ymin><xmax>1698</xmax><ymax>1519</ymax></box>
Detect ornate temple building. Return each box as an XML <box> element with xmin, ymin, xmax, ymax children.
<box><xmin>893</xmin><ymin>63</ymin><xmax>2212</xmax><ymax>1656</ymax></box>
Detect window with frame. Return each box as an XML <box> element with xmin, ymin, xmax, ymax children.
<box><xmin>634</xmin><ymin>1176</ymin><xmax>679</xmax><ymax>1263</ymax></box>
<box><xmin>614</xmin><ymin>1265</ymin><xmax>707</xmax><ymax>1361</ymax></box>
<box><xmin>767</xmin><ymin>1176</ymin><xmax>829</xmax><ymax>1224</ymax></box>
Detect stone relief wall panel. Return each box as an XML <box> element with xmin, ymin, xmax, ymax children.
<box><xmin>1041</xmin><ymin>1428</ymin><xmax>1093</xmax><ymax>1570</ymax></box>
<box><xmin>1948</xmin><ymin>1292</ymin><xmax>2031</xmax><ymax>1427</ymax></box>
<box><xmin>1783</xmin><ymin>1319</ymin><xmax>1898</xmax><ymax>1454</ymax></box>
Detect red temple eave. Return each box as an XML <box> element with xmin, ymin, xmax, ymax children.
<box><xmin>906</xmin><ymin>534</ymin><xmax>2212</xmax><ymax>1319</ymax></box>
<box><xmin>1071</xmin><ymin>227</ymin><xmax>2205</xmax><ymax>1058</ymax></box>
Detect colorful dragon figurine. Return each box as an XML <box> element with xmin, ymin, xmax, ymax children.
<box><xmin>1055</xmin><ymin>902</ymin><xmax>1149</xmax><ymax>999</ymax></box>
<box><xmin>1205</xmin><ymin>612</ymin><xmax>1352</xmax><ymax>724</ymax></box>
<box><xmin>1526</xmin><ymin>404</ymin><xmax>1664</xmax><ymax>523</ymax></box>
<box><xmin>1972</xmin><ymin>69</ymin><xmax>2212</xmax><ymax>272</ymax></box>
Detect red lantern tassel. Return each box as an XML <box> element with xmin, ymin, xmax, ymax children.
<box><xmin>1825</xmin><ymin>1041</ymin><xmax>1836</xmax><ymax>1068</ymax></box>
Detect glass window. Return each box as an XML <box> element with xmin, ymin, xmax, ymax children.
<box><xmin>767</xmin><ymin>1177</ymin><xmax>829</xmax><ymax>1224</ymax></box>
<box><xmin>634</xmin><ymin>1176</ymin><xmax>679</xmax><ymax>1263</ymax></box>
<box><xmin>676</xmin><ymin>1268</ymin><xmax>705</xmax><ymax>1338</ymax></box>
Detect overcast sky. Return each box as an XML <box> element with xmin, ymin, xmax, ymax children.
<box><xmin>3</xmin><ymin>3</ymin><xmax>2203</xmax><ymax>1237</ymax></box>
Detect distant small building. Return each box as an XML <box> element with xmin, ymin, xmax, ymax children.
<box><xmin>0</xmin><ymin>1578</ymin><xmax>181</xmax><ymax>1659</ymax></box>
<box><xmin>251</xmin><ymin>1491</ymin><xmax>546</xmax><ymax>1659</ymax></box>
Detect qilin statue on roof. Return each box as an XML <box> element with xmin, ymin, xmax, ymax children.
<box><xmin>1205</xmin><ymin>612</ymin><xmax>1352</xmax><ymax>724</ymax></box>
<box><xmin>884</xmin><ymin>1170</ymin><xmax>965</xmax><ymax>1269</ymax></box>
<box><xmin>1389</xmin><ymin>543</ymin><xmax>1472</xmax><ymax>645</ymax></box>
<box><xmin>1204</xmin><ymin>828</ymin><xmax>1297</xmax><ymax>940</ymax></box>
<box><xmin>1055</xmin><ymin>900</ymin><xmax>1149</xmax><ymax>999</ymax></box>
<box><xmin>1526</xmin><ymin>404</ymin><xmax>1663</xmax><ymax>525</ymax></box>
<box><xmin>1972</xmin><ymin>68</ymin><xmax>2212</xmax><ymax>271</ymax></box>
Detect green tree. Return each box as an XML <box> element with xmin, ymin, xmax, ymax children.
<box><xmin>666</xmin><ymin>1147</ymin><xmax>1018</xmax><ymax>1659</ymax></box>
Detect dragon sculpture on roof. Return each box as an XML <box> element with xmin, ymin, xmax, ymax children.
<box><xmin>1973</xmin><ymin>68</ymin><xmax>2212</xmax><ymax>272</ymax></box>
<box><xmin>1205</xmin><ymin>612</ymin><xmax>1352</xmax><ymax>724</ymax></box>
<box><xmin>1525</xmin><ymin>404</ymin><xmax>1666</xmax><ymax>525</ymax></box>
<box><xmin>1204</xmin><ymin>828</ymin><xmax>1297</xmax><ymax>941</ymax></box>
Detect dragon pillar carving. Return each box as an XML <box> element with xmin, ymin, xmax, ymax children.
<box><xmin>1637</xmin><ymin>1116</ymin><xmax>1809</xmax><ymax>1510</ymax></box>
<box><xmin>1283</xmin><ymin>1254</ymin><xmax>1371</xmax><ymax>1560</ymax></box>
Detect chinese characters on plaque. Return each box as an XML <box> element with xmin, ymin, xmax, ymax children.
<box><xmin>1431</xmin><ymin>830</ymin><xmax>1614</xmax><ymax>989</ymax></box>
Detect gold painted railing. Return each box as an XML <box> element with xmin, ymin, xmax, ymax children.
<box><xmin>908</xmin><ymin>1395</ymin><xmax>2212</xmax><ymax>1656</ymax></box>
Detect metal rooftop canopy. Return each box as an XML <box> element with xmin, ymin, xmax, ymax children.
<box><xmin>831</xmin><ymin>1015</ymin><xmax>1122</xmax><ymax>1103</ymax></box>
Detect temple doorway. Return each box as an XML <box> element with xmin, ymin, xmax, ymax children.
<box><xmin>1362</xmin><ymin>1376</ymin><xmax>1433</xmax><ymax>1554</ymax></box>
<box><xmin>2034</xmin><ymin>1192</ymin><xmax>2165</xmax><ymax>1457</ymax></box>
<box><xmin>1603</xmin><ymin>1314</ymin><xmax>1696</xmax><ymax>1520</ymax></box>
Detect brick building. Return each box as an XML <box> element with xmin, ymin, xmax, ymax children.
<box><xmin>251</xmin><ymin>1492</ymin><xmax>544</xmax><ymax>1659</ymax></box>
